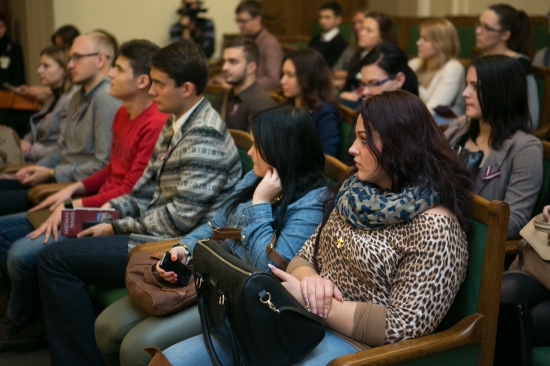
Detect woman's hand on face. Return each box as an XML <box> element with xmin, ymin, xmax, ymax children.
<box><xmin>252</xmin><ymin>168</ymin><xmax>282</xmax><ymax>205</ymax></box>
<box><xmin>156</xmin><ymin>247</ymin><xmax>187</xmax><ymax>283</ymax></box>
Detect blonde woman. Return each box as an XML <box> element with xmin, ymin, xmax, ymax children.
<box><xmin>408</xmin><ymin>19</ymin><xmax>465</xmax><ymax>124</ymax></box>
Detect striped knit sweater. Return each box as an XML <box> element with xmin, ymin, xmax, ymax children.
<box><xmin>110</xmin><ymin>99</ymin><xmax>241</xmax><ymax>249</ymax></box>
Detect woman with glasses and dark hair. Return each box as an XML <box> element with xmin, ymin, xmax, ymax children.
<box><xmin>475</xmin><ymin>3</ymin><xmax>539</xmax><ymax>129</ymax></box>
<box><xmin>280</xmin><ymin>48</ymin><xmax>340</xmax><ymax>158</ymax></box>
<box><xmin>159</xmin><ymin>90</ymin><xmax>473</xmax><ymax>365</ymax></box>
<box><xmin>339</xmin><ymin>12</ymin><xmax>396</xmax><ymax>108</ymax></box>
<box><xmin>94</xmin><ymin>106</ymin><xmax>328</xmax><ymax>366</ymax></box>
<box><xmin>445</xmin><ymin>55</ymin><xmax>542</xmax><ymax>239</ymax></box>
<box><xmin>341</xmin><ymin>42</ymin><xmax>418</xmax><ymax>165</ymax></box>
<box><xmin>533</xmin><ymin>10</ymin><xmax>550</xmax><ymax>67</ymax></box>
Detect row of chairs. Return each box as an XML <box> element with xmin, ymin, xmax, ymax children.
<box><xmin>288</xmin><ymin>15</ymin><xmax>550</xmax><ymax>61</ymax></box>
<box><xmin>3</xmin><ymin>85</ymin><xmax>545</xmax><ymax>364</ymax></box>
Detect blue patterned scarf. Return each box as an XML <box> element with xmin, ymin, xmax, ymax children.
<box><xmin>335</xmin><ymin>174</ymin><xmax>440</xmax><ymax>230</ymax></box>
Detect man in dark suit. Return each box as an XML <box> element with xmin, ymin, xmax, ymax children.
<box><xmin>309</xmin><ymin>2</ymin><xmax>348</xmax><ymax>69</ymax></box>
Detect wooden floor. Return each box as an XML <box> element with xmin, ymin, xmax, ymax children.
<box><xmin>0</xmin><ymin>346</ymin><xmax>50</xmax><ymax>366</ymax></box>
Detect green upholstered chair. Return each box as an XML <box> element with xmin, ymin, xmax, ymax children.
<box><xmin>229</xmin><ymin>129</ymin><xmax>253</xmax><ymax>178</ymax></box>
<box><xmin>88</xmin><ymin>130</ymin><xmax>254</xmax><ymax>309</ymax></box>
<box><xmin>328</xmin><ymin>195</ymin><xmax>509</xmax><ymax>366</ymax></box>
<box><xmin>337</xmin><ymin>104</ymin><xmax>355</xmax><ymax>164</ymax></box>
<box><xmin>531</xmin><ymin>16</ymin><xmax>550</xmax><ymax>57</ymax></box>
<box><xmin>203</xmin><ymin>84</ymin><xmax>229</xmax><ymax>105</ymax></box>
<box><xmin>533</xmin><ymin>66</ymin><xmax>550</xmax><ymax>138</ymax></box>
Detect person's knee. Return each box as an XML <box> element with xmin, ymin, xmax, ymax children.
<box><xmin>6</xmin><ymin>237</ymin><xmax>42</xmax><ymax>274</ymax></box>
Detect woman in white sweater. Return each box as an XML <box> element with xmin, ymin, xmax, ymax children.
<box><xmin>408</xmin><ymin>19</ymin><xmax>465</xmax><ymax>125</ymax></box>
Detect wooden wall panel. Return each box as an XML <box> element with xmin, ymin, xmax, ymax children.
<box><xmin>263</xmin><ymin>0</ymin><xmax>368</xmax><ymax>37</ymax></box>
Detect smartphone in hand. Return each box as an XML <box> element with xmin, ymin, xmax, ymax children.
<box><xmin>159</xmin><ymin>251</ymin><xmax>192</xmax><ymax>286</ymax></box>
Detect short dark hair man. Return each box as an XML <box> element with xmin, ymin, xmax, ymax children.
<box><xmin>309</xmin><ymin>2</ymin><xmax>348</xmax><ymax>68</ymax></box>
<box><xmin>234</xmin><ymin>0</ymin><xmax>283</xmax><ymax>90</ymax></box>
<box><xmin>213</xmin><ymin>37</ymin><xmax>276</xmax><ymax>131</ymax></box>
<box><xmin>35</xmin><ymin>41</ymin><xmax>241</xmax><ymax>365</ymax></box>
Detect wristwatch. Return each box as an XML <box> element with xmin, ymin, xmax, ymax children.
<box><xmin>49</xmin><ymin>169</ymin><xmax>55</xmax><ymax>180</ymax></box>
<box><xmin>64</xmin><ymin>199</ymin><xmax>74</xmax><ymax>209</ymax></box>
<box><xmin>173</xmin><ymin>243</ymin><xmax>193</xmax><ymax>265</ymax></box>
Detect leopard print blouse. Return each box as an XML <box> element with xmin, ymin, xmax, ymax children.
<box><xmin>297</xmin><ymin>208</ymin><xmax>468</xmax><ymax>344</ymax></box>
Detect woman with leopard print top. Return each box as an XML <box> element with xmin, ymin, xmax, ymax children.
<box><xmin>157</xmin><ymin>91</ymin><xmax>474</xmax><ymax>365</ymax></box>
<box><xmin>269</xmin><ymin>90</ymin><xmax>474</xmax><ymax>363</ymax></box>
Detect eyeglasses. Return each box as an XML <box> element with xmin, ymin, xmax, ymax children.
<box><xmin>69</xmin><ymin>52</ymin><xmax>100</xmax><ymax>63</ymax></box>
<box><xmin>475</xmin><ymin>21</ymin><xmax>503</xmax><ymax>33</ymax></box>
<box><xmin>360</xmin><ymin>75</ymin><xmax>396</xmax><ymax>89</ymax></box>
<box><xmin>235</xmin><ymin>17</ymin><xmax>254</xmax><ymax>25</ymax></box>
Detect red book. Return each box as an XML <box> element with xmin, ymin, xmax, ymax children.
<box><xmin>60</xmin><ymin>208</ymin><xmax>120</xmax><ymax>237</ymax></box>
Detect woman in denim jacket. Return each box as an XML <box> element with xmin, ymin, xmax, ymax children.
<box><xmin>94</xmin><ymin>105</ymin><xmax>328</xmax><ymax>366</ymax></box>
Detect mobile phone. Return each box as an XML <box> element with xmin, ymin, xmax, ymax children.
<box><xmin>82</xmin><ymin>221</ymin><xmax>102</xmax><ymax>230</ymax></box>
<box><xmin>159</xmin><ymin>251</ymin><xmax>192</xmax><ymax>286</ymax></box>
<box><xmin>2</xmin><ymin>82</ymin><xmax>22</xmax><ymax>94</ymax></box>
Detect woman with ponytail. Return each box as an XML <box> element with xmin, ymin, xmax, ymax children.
<box><xmin>475</xmin><ymin>4</ymin><xmax>539</xmax><ymax>128</ymax></box>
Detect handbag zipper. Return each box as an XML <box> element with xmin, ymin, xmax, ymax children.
<box><xmin>197</xmin><ymin>239</ymin><xmax>252</xmax><ymax>276</ymax></box>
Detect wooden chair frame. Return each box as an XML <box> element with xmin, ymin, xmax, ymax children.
<box><xmin>328</xmin><ymin>195</ymin><xmax>509</xmax><ymax>366</ymax></box>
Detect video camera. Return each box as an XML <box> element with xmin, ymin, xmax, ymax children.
<box><xmin>177</xmin><ymin>1</ymin><xmax>208</xmax><ymax>20</ymax></box>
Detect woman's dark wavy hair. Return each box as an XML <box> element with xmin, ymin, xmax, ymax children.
<box><xmin>360</xmin><ymin>42</ymin><xmax>419</xmax><ymax>96</ymax></box>
<box><xmin>227</xmin><ymin>106</ymin><xmax>326</xmax><ymax>234</ymax></box>
<box><xmin>282</xmin><ymin>48</ymin><xmax>339</xmax><ymax>112</ymax></box>
<box><xmin>467</xmin><ymin>55</ymin><xmax>531</xmax><ymax>150</ymax></box>
<box><xmin>319</xmin><ymin>90</ymin><xmax>473</xmax><ymax>233</ymax></box>
<box><xmin>489</xmin><ymin>4</ymin><xmax>530</xmax><ymax>55</ymax></box>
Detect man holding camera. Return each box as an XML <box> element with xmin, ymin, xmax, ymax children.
<box><xmin>169</xmin><ymin>0</ymin><xmax>215</xmax><ymax>58</ymax></box>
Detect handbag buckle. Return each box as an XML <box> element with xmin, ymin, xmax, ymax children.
<box><xmin>219</xmin><ymin>294</ymin><xmax>226</xmax><ymax>306</ymax></box>
<box><xmin>196</xmin><ymin>277</ymin><xmax>203</xmax><ymax>288</ymax></box>
<box><xmin>259</xmin><ymin>290</ymin><xmax>279</xmax><ymax>313</ymax></box>
<box><xmin>264</xmin><ymin>243</ymin><xmax>274</xmax><ymax>255</ymax></box>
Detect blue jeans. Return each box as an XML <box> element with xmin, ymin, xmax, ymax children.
<box><xmin>36</xmin><ymin>234</ymin><xmax>130</xmax><ymax>366</ymax></box>
<box><xmin>0</xmin><ymin>179</ymin><xmax>32</xmax><ymax>216</ymax></box>
<box><xmin>163</xmin><ymin>330</ymin><xmax>357</xmax><ymax>366</ymax></box>
<box><xmin>0</xmin><ymin>211</ymin><xmax>68</xmax><ymax>325</ymax></box>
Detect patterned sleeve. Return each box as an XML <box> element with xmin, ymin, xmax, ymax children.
<box><xmin>383</xmin><ymin>216</ymin><xmax>468</xmax><ymax>343</ymax></box>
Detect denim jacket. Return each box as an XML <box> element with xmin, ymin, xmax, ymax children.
<box><xmin>176</xmin><ymin>171</ymin><xmax>326</xmax><ymax>271</ymax></box>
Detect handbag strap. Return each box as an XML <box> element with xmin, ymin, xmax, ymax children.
<box><xmin>197</xmin><ymin>278</ymin><xmax>240</xmax><ymax>366</ymax></box>
<box><xmin>516</xmin><ymin>240</ymin><xmax>529</xmax><ymax>270</ymax></box>
<box><xmin>264</xmin><ymin>233</ymin><xmax>288</xmax><ymax>271</ymax></box>
<box><xmin>211</xmin><ymin>227</ymin><xmax>288</xmax><ymax>271</ymax></box>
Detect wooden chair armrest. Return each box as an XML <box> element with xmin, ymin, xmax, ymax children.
<box><xmin>126</xmin><ymin>239</ymin><xmax>181</xmax><ymax>261</ymax></box>
<box><xmin>0</xmin><ymin>163</ymin><xmax>32</xmax><ymax>174</ymax></box>
<box><xmin>328</xmin><ymin>313</ymin><xmax>484</xmax><ymax>366</ymax></box>
<box><xmin>505</xmin><ymin>239</ymin><xmax>520</xmax><ymax>257</ymax></box>
<box><xmin>27</xmin><ymin>183</ymin><xmax>73</xmax><ymax>205</ymax></box>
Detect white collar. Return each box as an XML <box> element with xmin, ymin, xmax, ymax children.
<box><xmin>321</xmin><ymin>28</ymin><xmax>339</xmax><ymax>42</ymax></box>
<box><xmin>172</xmin><ymin>97</ymin><xmax>204</xmax><ymax>135</ymax></box>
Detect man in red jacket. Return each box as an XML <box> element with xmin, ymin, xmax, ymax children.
<box><xmin>0</xmin><ymin>39</ymin><xmax>167</xmax><ymax>351</ymax></box>
<box><xmin>26</xmin><ymin>39</ymin><xmax>168</xmax><ymax>241</ymax></box>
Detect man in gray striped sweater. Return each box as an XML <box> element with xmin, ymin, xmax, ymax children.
<box><xmin>35</xmin><ymin>41</ymin><xmax>241</xmax><ymax>365</ymax></box>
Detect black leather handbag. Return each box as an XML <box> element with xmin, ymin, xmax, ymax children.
<box><xmin>193</xmin><ymin>239</ymin><xmax>326</xmax><ymax>366</ymax></box>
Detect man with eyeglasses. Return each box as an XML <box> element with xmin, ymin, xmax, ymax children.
<box><xmin>234</xmin><ymin>0</ymin><xmax>282</xmax><ymax>90</ymax></box>
<box><xmin>0</xmin><ymin>31</ymin><xmax>121</xmax><ymax>216</ymax></box>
